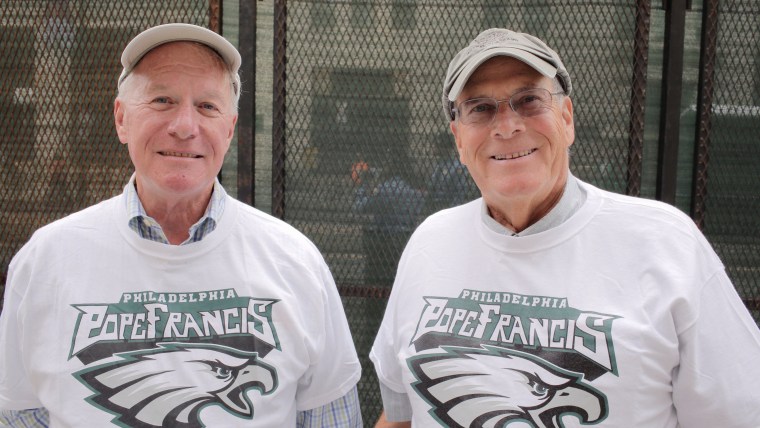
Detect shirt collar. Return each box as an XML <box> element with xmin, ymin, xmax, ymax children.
<box><xmin>125</xmin><ymin>174</ymin><xmax>226</xmax><ymax>245</ymax></box>
<box><xmin>481</xmin><ymin>174</ymin><xmax>586</xmax><ymax>237</ymax></box>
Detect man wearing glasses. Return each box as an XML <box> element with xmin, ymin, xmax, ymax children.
<box><xmin>370</xmin><ymin>28</ymin><xmax>760</xmax><ymax>427</ymax></box>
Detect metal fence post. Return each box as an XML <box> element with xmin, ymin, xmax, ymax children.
<box><xmin>657</xmin><ymin>0</ymin><xmax>688</xmax><ymax>204</ymax></box>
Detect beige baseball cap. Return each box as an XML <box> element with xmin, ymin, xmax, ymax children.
<box><xmin>442</xmin><ymin>28</ymin><xmax>571</xmax><ymax>120</ymax></box>
<box><xmin>118</xmin><ymin>23</ymin><xmax>241</xmax><ymax>96</ymax></box>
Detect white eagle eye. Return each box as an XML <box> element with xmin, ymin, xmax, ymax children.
<box><xmin>529</xmin><ymin>379</ymin><xmax>549</xmax><ymax>397</ymax></box>
<box><xmin>213</xmin><ymin>366</ymin><xmax>233</xmax><ymax>380</ymax></box>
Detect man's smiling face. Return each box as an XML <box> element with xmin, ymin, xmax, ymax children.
<box><xmin>114</xmin><ymin>41</ymin><xmax>237</xmax><ymax>204</ymax></box>
<box><xmin>450</xmin><ymin>56</ymin><xmax>575</xmax><ymax>223</ymax></box>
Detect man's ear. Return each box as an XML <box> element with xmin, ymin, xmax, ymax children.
<box><xmin>449</xmin><ymin>121</ymin><xmax>467</xmax><ymax>165</ymax></box>
<box><xmin>114</xmin><ymin>98</ymin><xmax>128</xmax><ymax>145</ymax></box>
<box><xmin>562</xmin><ymin>96</ymin><xmax>575</xmax><ymax>148</ymax></box>
<box><xmin>228</xmin><ymin>114</ymin><xmax>238</xmax><ymax>141</ymax></box>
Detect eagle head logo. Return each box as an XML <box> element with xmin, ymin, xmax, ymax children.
<box><xmin>74</xmin><ymin>342</ymin><xmax>277</xmax><ymax>427</ymax></box>
<box><xmin>409</xmin><ymin>346</ymin><xmax>608</xmax><ymax>428</ymax></box>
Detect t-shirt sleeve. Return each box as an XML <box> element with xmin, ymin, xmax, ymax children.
<box><xmin>369</xmin><ymin>231</ymin><xmax>425</xmax><ymax>396</ymax></box>
<box><xmin>672</xmin><ymin>269</ymin><xmax>760</xmax><ymax>427</ymax></box>
<box><xmin>295</xmin><ymin>260</ymin><xmax>361</xmax><ymax>411</ymax></box>
<box><xmin>0</xmin><ymin>245</ymin><xmax>44</xmax><ymax>409</ymax></box>
<box><xmin>369</xmin><ymin>275</ymin><xmax>409</xmax><ymax>394</ymax></box>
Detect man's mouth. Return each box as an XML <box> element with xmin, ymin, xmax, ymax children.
<box><xmin>160</xmin><ymin>151</ymin><xmax>201</xmax><ymax>158</ymax></box>
<box><xmin>492</xmin><ymin>148</ymin><xmax>536</xmax><ymax>160</ymax></box>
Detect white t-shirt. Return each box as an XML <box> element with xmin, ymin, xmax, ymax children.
<box><xmin>370</xmin><ymin>180</ymin><xmax>760</xmax><ymax>428</ymax></box>
<box><xmin>0</xmin><ymin>192</ymin><xmax>361</xmax><ymax>427</ymax></box>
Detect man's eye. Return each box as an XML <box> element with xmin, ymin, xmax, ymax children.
<box><xmin>152</xmin><ymin>97</ymin><xmax>169</xmax><ymax>104</ymax></box>
<box><xmin>469</xmin><ymin>101</ymin><xmax>495</xmax><ymax>114</ymax></box>
<box><xmin>200</xmin><ymin>103</ymin><xmax>219</xmax><ymax>112</ymax></box>
<box><xmin>514</xmin><ymin>95</ymin><xmax>541</xmax><ymax>107</ymax></box>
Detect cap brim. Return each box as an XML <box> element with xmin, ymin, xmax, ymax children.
<box><xmin>447</xmin><ymin>47</ymin><xmax>559</xmax><ymax>102</ymax></box>
<box><xmin>119</xmin><ymin>23</ymin><xmax>240</xmax><ymax>86</ymax></box>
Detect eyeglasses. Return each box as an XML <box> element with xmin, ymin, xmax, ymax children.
<box><xmin>452</xmin><ymin>88</ymin><xmax>564</xmax><ymax>126</ymax></box>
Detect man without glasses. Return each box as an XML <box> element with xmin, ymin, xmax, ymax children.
<box><xmin>0</xmin><ymin>23</ymin><xmax>362</xmax><ymax>427</ymax></box>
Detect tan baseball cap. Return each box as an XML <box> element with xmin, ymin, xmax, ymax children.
<box><xmin>118</xmin><ymin>23</ymin><xmax>241</xmax><ymax>96</ymax></box>
<box><xmin>442</xmin><ymin>28</ymin><xmax>571</xmax><ymax>120</ymax></box>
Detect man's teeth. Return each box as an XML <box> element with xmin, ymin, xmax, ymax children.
<box><xmin>162</xmin><ymin>151</ymin><xmax>199</xmax><ymax>158</ymax></box>
<box><xmin>493</xmin><ymin>149</ymin><xmax>536</xmax><ymax>160</ymax></box>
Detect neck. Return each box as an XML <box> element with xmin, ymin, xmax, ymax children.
<box><xmin>136</xmin><ymin>182</ymin><xmax>213</xmax><ymax>245</ymax></box>
<box><xmin>486</xmin><ymin>176</ymin><xmax>568</xmax><ymax>233</ymax></box>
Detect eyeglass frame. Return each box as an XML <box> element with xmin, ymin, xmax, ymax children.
<box><xmin>449</xmin><ymin>87</ymin><xmax>566</xmax><ymax>124</ymax></box>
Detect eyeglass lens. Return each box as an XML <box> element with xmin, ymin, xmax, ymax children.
<box><xmin>456</xmin><ymin>88</ymin><xmax>555</xmax><ymax>125</ymax></box>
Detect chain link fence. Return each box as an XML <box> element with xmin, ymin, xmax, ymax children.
<box><xmin>701</xmin><ymin>0</ymin><xmax>760</xmax><ymax>323</ymax></box>
<box><xmin>1</xmin><ymin>0</ymin><xmax>759</xmax><ymax>424</ymax></box>
<box><xmin>283</xmin><ymin>1</ymin><xmax>641</xmax><ymax>283</ymax></box>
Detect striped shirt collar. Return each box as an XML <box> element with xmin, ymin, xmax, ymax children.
<box><xmin>125</xmin><ymin>174</ymin><xmax>226</xmax><ymax>245</ymax></box>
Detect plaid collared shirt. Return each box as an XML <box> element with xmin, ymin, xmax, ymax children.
<box><xmin>0</xmin><ymin>177</ymin><xmax>361</xmax><ymax>427</ymax></box>
<box><xmin>125</xmin><ymin>176</ymin><xmax>226</xmax><ymax>245</ymax></box>
<box><xmin>0</xmin><ymin>409</ymin><xmax>48</xmax><ymax>428</ymax></box>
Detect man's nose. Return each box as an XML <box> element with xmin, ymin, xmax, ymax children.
<box><xmin>167</xmin><ymin>103</ymin><xmax>199</xmax><ymax>140</ymax></box>
<box><xmin>491</xmin><ymin>102</ymin><xmax>525</xmax><ymax>136</ymax></box>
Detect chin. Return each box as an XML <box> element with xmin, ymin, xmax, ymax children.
<box><xmin>486</xmin><ymin>176</ymin><xmax>547</xmax><ymax>198</ymax></box>
<box><xmin>155</xmin><ymin>175</ymin><xmax>214</xmax><ymax>196</ymax></box>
